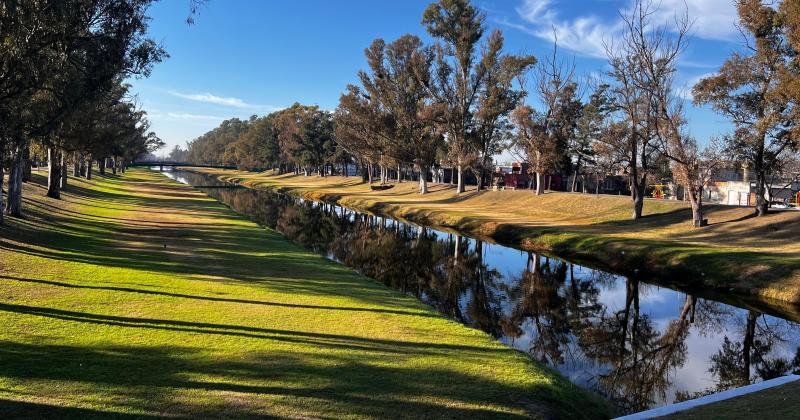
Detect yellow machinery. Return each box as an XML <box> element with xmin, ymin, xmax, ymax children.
<box><xmin>650</xmin><ymin>184</ymin><xmax>666</xmax><ymax>199</ymax></box>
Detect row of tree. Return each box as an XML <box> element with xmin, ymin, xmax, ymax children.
<box><xmin>179</xmin><ymin>103</ymin><xmax>344</xmax><ymax>176</ymax></box>
<box><xmin>183</xmin><ymin>0</ymin><xmax>799</xmax><ymax>227</ymax></box>
<box><xmin>0</xmin><ymin>0</ymin><xmax>188</xmax><ymax>225</ymax></box>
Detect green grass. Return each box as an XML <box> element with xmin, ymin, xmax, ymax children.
<box><xmin>0</xmin><ymin>169</ymin><xmax>612</xmax><ymax>419</ymax></box>
<box><xmin>657</xmin><ymin>381</ymin><xmax>800</xmax><ymax>419</ymax></box>
<box><xmin>186</xmin><ymin>168</ymin><xmax>800</xmax><ymax>307</ymax></box>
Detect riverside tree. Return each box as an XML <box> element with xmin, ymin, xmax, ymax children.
<box><xmin>1</xmin><ymin>0</ymin><xmax>166</xmax><ymax>220</ymax></box>
<box><xmin>603</xmin><ymin>1</ymin><xmax>663</xmax><ymax>220</ymax></box>
<box><xmin>358</xmin><ymin>35</ymin><xmax>443</xmax><ymax>193</ymax></box>
<box><xmin>512</xmin><ymin>42</ymin><xmax>581</xmax><ymax>195</ymax></box>
<box><xmin>693</xmin><ymin>0</ymin><xmax>800</xmax><ymax>216</ymax></box>
<box><xmin>421</xmin><ymin>0</ymin><xmax>486</xmax><ymax>193</ymax></box>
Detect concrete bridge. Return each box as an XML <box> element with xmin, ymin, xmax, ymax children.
<box><xmin>129</xmin><ymin>161</ymin><xmax>238</xmax><ymax>170</ymax></box>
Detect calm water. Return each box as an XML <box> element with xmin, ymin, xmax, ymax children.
<box><xmin>163</xmin><ymin>169</ymin><xmax>800</xmax><ymax>414</ymax></box>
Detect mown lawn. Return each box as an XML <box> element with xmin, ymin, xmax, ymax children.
<box><xmin>189</xmin><ymin>168</ymin><xmax>800</xmax><ymax>305</ymax></box>
<box><xmin>0</xmin><ymin>169</ymin><xmax>611</xmax><ymax>419</ymax></box>
<box><xmin>657</xmin><ymin>381</ymin><xmax>800</xmax><ymax>419</ymax></box>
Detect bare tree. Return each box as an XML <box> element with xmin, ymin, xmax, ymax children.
<box><xmin>604</xmin><ymin>0</ymin><xmax>666</xmax><ymax>220</ymax></box>
<box><xmin>512</xmin><ymin>39</ymin><xmax>580</xmax><ymax>195</ymax></box>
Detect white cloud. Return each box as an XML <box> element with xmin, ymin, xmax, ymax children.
<box><xmin>148</xmin><ymin>111</ymin><xmax>224</xmax><ymax>122</ymax></box>
<box><xmin>168</xmin><ymin>91</ymin><xmax>261</xmax><ymax>109</ymax></box>
<box><xmin>505</xmin><ymin>0</ymin><xmax>738</xmax><ymax>59</ymax></box>
<box><xmin>165</xmin><ymin>112</ymin><xmax>223</xmax><ymax>121</ymax></box>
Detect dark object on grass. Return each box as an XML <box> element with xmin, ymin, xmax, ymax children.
<box><xmin>371</xmin><ymin>184</ymin><xmax>394</xmax><ymax>191</ymax></box>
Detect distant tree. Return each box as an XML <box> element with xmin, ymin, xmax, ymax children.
<box><xmin>693</xmin><ymin>0</ymin><xmax>800</xmax><ymax>216</ymax></box>
<box><xmin>512</xmin><ymin>41</ymin><xmax>581</xmax><ymax>195</ymax></box>
<box><xmin>421</xmin><ymin>0</ymin><xmax>486</xmax><ymax>193</ymax></box>
<box><xmin>571</xmin><ymin>84</ymin><xmax>612</xmax><ymax>193</ymax></box>
<box><xmin>334</xmin><ymin>85</ymin><xmax>392</xmax><ymax>183</ymax></box>
<box><xmin>472</xmin><ymin>32</ymin><xmax>536</xmax><ymax>190</ymax></box>
<box><xmin>358</xmin><ymin>35</ymin><xmax>444</xmax><ymax>193</ymax></box>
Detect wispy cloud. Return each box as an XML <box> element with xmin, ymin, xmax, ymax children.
<box><xmin>148</xmin><ymin>111</ymin><xmax>225</xmax><ymax>122</ymax></box>
<box><xmin>169</xmin><ymin>91</ymin><xmax>262</xmax><ymax>109</ymax></box>
<box><xmin>501</xmin><ymin>0</ymin><xmax>739</xmax><ymax>59</ymax></box>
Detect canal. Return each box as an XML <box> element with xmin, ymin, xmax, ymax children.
<box><xmin>163</xmin><ymin>169</ymin><xmax>800</xmax><ymax>415</ymax></box>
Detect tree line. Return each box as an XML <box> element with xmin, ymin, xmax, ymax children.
<box><xmin>0</xmin><ymin>0</ymin><xmax>201</xmax><ymax>225</ymax></box>
<box><xmin>183</xmin><ymin>0</ymin><xmax>800</xmax><ymax>227</ymax></box>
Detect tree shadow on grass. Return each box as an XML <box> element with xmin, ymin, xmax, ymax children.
<box><xmin>0</xmin><ymin>275</ymin><xmax>435</xmax><ymax>318</ymax></box>
<box><xmin>0</xmin><ymin>338</ymin><xmax>604</xmax><ymax>418</ymax></box>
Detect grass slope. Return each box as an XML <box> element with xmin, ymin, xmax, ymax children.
<box><xmin>0</xmin><ymin>169</ymin><xmax>611</xmax><ymax>419</ymax></box>
<box><xmin>187</xmin><ymin>169</ymin><xmax>800</xmax><ymax>305</ymax></box>
<box><xmin>657</xmin><ymin>381</ymin><xmax>800</xmax><ymax>419</ymax></box>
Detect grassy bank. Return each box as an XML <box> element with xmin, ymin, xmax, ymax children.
<box><xmin>0</xmin><ymin>169</ymin><xmax>611</xmax><ymax>419</ymax></box>
<box><xmin>658</xmin><ymin>381</ymin><xmax>800</xmax><ymax>419</ymax></box>
<box><xmin>185</xmin><ymin>168</ymin><xmax>800</xmax><ymax>306</ymax></box>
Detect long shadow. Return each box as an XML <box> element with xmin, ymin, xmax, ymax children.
<box><xmin>0</xmin><ymin>340</ymin><xmax>599</xmax><ymax>418</ymax></box>
<box><xmin>0</xmin><ymin>400</ymin><xmax>169</xmax><ymax>419</ymax></box>
<box><xmin>0</xmin><ymin>275</ymin><xmax>434</xmax><ymax>318</ymax></box>
<box><xmin>0</xmin><ymin>302</ymin><xmax>507</xmax><ymax>356</ymax></box>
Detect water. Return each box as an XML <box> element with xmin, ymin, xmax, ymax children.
<box><xmin>163</xmin><ymin>169</ymin><xmax>800</xmax><ymax>414</ymax></box>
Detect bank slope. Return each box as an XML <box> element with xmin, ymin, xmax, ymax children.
<box><xmin>0</xmin><ymin>169</ymin><xmax>611</xmax><ymax>419</ymax></box>
<box><xmin>188</xmin><ymin>169</ymin><xmax>800</xmax><ymax>305</ymax></box>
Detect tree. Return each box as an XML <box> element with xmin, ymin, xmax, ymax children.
<box><xmin>693</xmin><ymin>0</ymin><xmax>800</xmax><ymax>216</ymax></box>
<box><xmin>472</xmin><ymin>32</ymin><xmax>535</xmax><ymax>190</ymax></box>
<box><xmin>358</xmin><ymin>35</ymin><xmax>443</xmax><ymax>193</ymax></box>
<box><xmin>1</xmin><ymin>0</ymin><xmax>166</xmax><ymax>217</ymax></box>
<box><xmin>614</xmin><ymin>0</ymin><xmax>720</xmax><ymax>227</ymax></box>
<box><xmin>512</xmin><ymin>41</ymin><xmax>580</xmax><ymax>195</ymax></box>
<box><xmin>334</xmin><ymin>85</ymin><xmax>391</xmax><ymax>184</ymax></box>
<box><xmin>421</xmin><ymin>0</ymin><xmax>486</xmax><ymax>193</ymax></box>
<box><xmin>603</xmin><ymin>1</ymin><xmax>664</xmax><ymax>220</ymax></box>
<box><xmin>571</xmin><ymin>84</ymin><xmax>612</xmax><ymax>193</ymax></box>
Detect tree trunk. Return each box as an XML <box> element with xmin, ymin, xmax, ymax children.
<box><xmin>73</xmin><ymin>152</ymin><xmax>81</xmax><ymax>177</ymax></box>
<box><xmin>534</xmin><ymin>172</ymin><xmax>544</xmax><ymax>195</ymax></box>
<box><xmin>86</xmin><ymin>158</ymin><xmax>93</xmax><ymax>180</ymax></box>
<box><xmin>456</xmin><ymin>164</ymin><xmax>465</xmax><ymax>193</ymax></box>
<box><xmin>79</xmin><ymin>157</ymin><xmax>86</xmax><ymax>177</ymax></box>
<box><xmin>7</xmin><ymin>148</ymin><xmax>24</xmax><ymax>216</ymax></box>
<box><xmin>571</xmin><ymin>158</ymin><xmax>581</xmax><ymax>192</ymax></box>
<box><xmin>690</xmin><ymin>197</ymin><xmax>704</xmax><ymax>228</ymax></box>
<box><xmin>98</xmin><ymin>158</ymin><xmax>106</xmax><ymax>175</ymax></box>
<box><xmin>596</xmin><ymin>175</ymin><xmax>601</xmax><ymax>195</ymax></box>
<box><xmin>632</xmin><ymin>193</ymin><xmax>644</xmax><ymax>220</ymax></box>
<box><xmin>111</xmin><ymin>157</ymin><xmax>117</xmax><ymax>175</ymax></box>
<box><xmin>47</xmin><ymin>147</ymin><xmax>62</xmax><ymax>199</ymax></box>
<box><xmin>60</xmin><ymin>153</ymin><xmax>68</xmax><ymax>189</ymax></box>
<box><xmin>755</xmin><ymin>171</ymin><xmax>768</xmax><ymax>216</ymax></box>
<box><xmin>367</xmin><ymin>163</ymin><xmax>374</xmax><ymax>184</ymax></box>
<box><xmin>419</xmin><ymin>166</ymin><xmax>429</xmax><ymax>194</ymax></box>
<box><xmin>631</xmin><ymin>174</ymin><xmax>646</xmax><ymax>220</ymax></box>
<box><xmin>22</xmin><ymin>144</ymin><xmax>31</xmax><ymax>182</ymax></box>
<box><xmin>476</xmin><ymin>167</ymin><xmax>485</xmax><ymax>191</ymax></box>
<box><xmin>0</xmin><ymin>164</ymin><xmax>4</xmax><ymax>224</ymax></box>
<box><xmin>396</xmin><ymin>164</ymin><xmax>401</xmax><ymax>182</ymax></box>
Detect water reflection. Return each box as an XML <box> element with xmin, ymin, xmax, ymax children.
<box><xmin>165</xmin><ymin>170</ymin><xmax>800</xmax><ymax>414</ymax></box>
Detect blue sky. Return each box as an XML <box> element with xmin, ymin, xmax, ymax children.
<box><xmin>132</xmin><ymin>0</ymin><xmax>743</xmax><ymax>159</ymax></box>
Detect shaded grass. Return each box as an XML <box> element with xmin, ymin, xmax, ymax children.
<box><xmin>0</xmin><ymin>170</ymin><xmax>612</xmax><ymax>419</ymax></box>
<box><xmin>657</xmin><ymin>381</ymin><xmax>800</xmax><ymax>419</ymax></box>
<box><xmin>187</xmin><ymin>168</ymin><xmax>800</xmax><ymax>305</ymax></box>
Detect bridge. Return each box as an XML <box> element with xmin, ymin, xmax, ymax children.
<box><xmin>129</xmin><ymin>161</ymin><xmax>238</xmax><ymax>170</ymax></box>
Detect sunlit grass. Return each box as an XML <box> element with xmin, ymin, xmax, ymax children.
<box><xmin>0</xmin><ymin>169</ymin><xmax>611</xmax><ymax>419</ymax></box>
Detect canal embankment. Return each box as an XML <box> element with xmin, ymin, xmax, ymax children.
<box><xmin>0</xmin><ymin>169</ymin><xmax>612</xmax><ymax>419</ymax></box>
<box><xmin>183</xmin><ymin>168</ymin><xmax>800</xmax><ymax>306</ymax></box>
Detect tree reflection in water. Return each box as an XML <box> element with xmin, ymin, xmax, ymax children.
<box><xmin>167</xmin><ymin>170</ymin><xmax>800</xmax><ymax>415</ymax></box>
